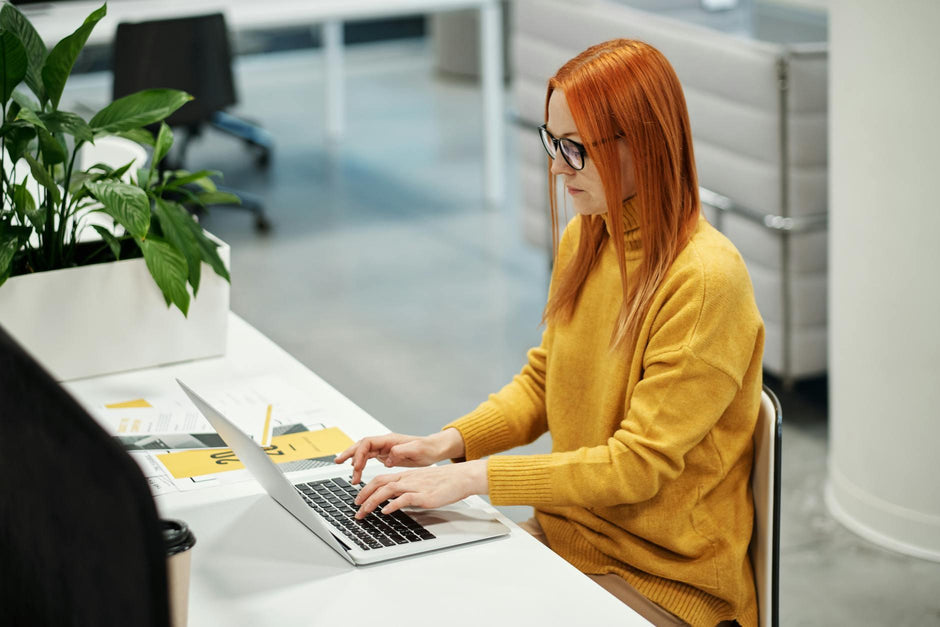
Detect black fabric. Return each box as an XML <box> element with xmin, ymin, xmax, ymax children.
<box><xmin>0</xmin><ymin>325</ymin><xmax>170</xmax><ymax>627</ymax></box>
<box><xmin>113</xmin><ymin>13</ymin><xmax>236</xmax><ymax>127</ymax></box>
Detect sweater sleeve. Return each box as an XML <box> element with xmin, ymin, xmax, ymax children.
<box><xmin>487</xmin><ymin>240</ymin><xmax>763</xmax><ymax>507</ymax></box>
<box><xmin>487</xmin><ymin>348</ymin><xmax>739</xmax><ymax>506</ymax></box>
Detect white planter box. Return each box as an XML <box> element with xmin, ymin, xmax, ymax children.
<box><xmin>0</xmin><ymin>239</ymin><xmax>230</xmax><ymax>381</ymax></box>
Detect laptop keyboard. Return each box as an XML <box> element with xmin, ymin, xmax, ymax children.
<box><xmin>295</xmin><ymin>477</ymin><xmax>436</xmax><ymax>551</ymax></box>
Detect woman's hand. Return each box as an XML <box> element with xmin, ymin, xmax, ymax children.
<box><xmin>353</xmin><ymin>460</ymin><xmax>488</xmax><ymax>518</ymax></box>
<box><xmin>334</xmin><ymin>428</ymin><xmax>465</xmax><ymax>484</ymax></box>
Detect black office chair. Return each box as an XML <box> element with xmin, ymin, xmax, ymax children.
<box><xmin>113</xmin><ymin>12</ymin><xmax>272</xmax><ymax>232</ymax></box>
<box><xmin>0</xmin><ymin>324</ymin><xmax>170</xmax><ymax>627</ymax></box>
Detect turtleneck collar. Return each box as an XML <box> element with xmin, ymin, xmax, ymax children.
<box><xmin>600</xmin><ymin>195</ymin><xmax>642</xmax><ymax>252</ymax></box>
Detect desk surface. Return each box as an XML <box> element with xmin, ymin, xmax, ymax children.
<box><xmin>65</xmin><ymin>314</ymin><xmax>646</xmax><ymax>626</ymax></box>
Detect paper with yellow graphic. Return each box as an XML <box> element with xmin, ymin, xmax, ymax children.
<box><xmin>157</xmin><ymin>427</ymin><xmax>353</xmax><ymax>479</ymax></box>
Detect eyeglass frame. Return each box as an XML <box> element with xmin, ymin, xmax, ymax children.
<box><xmin>538</xmin><ymin>124</ymin><xmax>588</xmax><ymax>171</ymax></box>
<box><xmin>538</xmin><ymin>124</ymin><xmax>628</xmax><ymax>172</ymax></box>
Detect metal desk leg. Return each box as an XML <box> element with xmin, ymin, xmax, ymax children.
<box><xmin>323</xmin><ymin>20</ymin><xmax>344</xmax><ymax>144</ymax></box>
<box><xmin>479</xmin><ymin>0</ymin><xmax>505</xmax><ymax>207</ymax></box>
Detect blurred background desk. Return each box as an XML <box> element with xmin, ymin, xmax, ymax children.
<box><xmin>64</xmin><ymin>314</ymin><xmax>646</xmax><ymax>626</ymax></box>
<box><xmin>23</xmin><ymin>0</ymin><xmax>505</xmax><ymax>205</ymax></box>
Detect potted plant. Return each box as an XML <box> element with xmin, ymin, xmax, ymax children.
<box><xmin>0</xmin><ymin>3</ymin><xmax>236</xmax><ymax>380</ymax></box>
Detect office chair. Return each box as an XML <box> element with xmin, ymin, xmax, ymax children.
<box><xmin>112</xmin><ymin>12</ymin><xmax>272</xmax><ymax>232</ymax></box>
<box><xmin>750</xmin><ymin>385</ymin><xmax>782</xmax><ymax>627</ymax></box>
<box><xmin>0</xmin><ymin>324</ymin><xmax>170</xmax><ymax>627</ymax></box>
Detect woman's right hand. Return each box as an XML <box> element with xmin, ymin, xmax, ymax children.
<box><xmin>334</xmin><ymin>428</ymin><xmax>466</xmax><ymax>485</ymax></box>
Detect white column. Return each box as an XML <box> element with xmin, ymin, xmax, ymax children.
<box><xmin>826</xmin><ymin>0</ymin><xmax>940</xmax><ymax>561</ymax></box>
<box><xmin>323</xmin><ymin>20</ymin><xmax>344</xmax><ymax>144</ymax></box>
<box><xmin>479</xmin><ymin>0</ymin><xmax>505</xmax><ymax>206</ymax></box>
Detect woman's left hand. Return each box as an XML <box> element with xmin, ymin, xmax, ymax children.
<box><xmin>354</xmin><ymin>459</ymin><xmax>488</xmax><ymax>519</ymax></box>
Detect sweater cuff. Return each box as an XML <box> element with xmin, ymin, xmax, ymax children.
<box><xmin>443</xmin><ymin>404</ymin><xmax>514</xmax><ymax>461</ymax></box>
<box><xmin>487</xmin><ymin>455</ymin><xmax>554</xmax><ymax>506</ymax></box>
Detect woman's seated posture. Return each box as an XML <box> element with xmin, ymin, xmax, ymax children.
<box><xmin>336</xmin><ymin>39</ymin><xmax>764</xmax><ymax>627</ymax></box>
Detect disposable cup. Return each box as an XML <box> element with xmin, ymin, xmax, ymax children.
<box><xmin>163</xmin><ymin>519</ymin><xmax>196</xmax><ymax>627</ymax></box>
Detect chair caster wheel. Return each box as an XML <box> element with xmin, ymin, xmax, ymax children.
<box><xmin>255</xmin><ymin>215</ymin><xmax>272</xmax><ymax>233</ymax></box>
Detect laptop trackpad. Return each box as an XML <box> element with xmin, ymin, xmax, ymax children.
<box><xmin>406</xmin><ymin>502</ymin><xmax>509</xmax><ymax>537</ymax></box>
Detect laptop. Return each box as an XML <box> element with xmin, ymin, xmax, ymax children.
<box><xmin>176</xmin><ymin>380</ymin><xmax>509</xmax><ymax>565</ymax></box>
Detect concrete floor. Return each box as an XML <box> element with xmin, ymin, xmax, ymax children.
<box><xmin>65</xmin><ymin>39</ymin><xmax>940</xmax><ymax>626</ymax></box>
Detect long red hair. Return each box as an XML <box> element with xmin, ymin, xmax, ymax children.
<box><xmin>543</xmin><ymin>39</ymin><xmax>701</xmax><ymax>348</ymax></box>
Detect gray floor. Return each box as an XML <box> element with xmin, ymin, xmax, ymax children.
<box><xmin>65</xmin><ymin>40</ymin><xmax>940</xmax><ymax>626</ymax></box>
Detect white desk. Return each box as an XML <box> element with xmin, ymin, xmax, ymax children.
<box><xmin>24</xmin><ymin>0</ymin><xmax>505</xmax><ymax>205</ymax></box>
<box><xmin>64</xmin><ymin>314</ymin><xmax>645</xmax><ymax>626</ymax></box>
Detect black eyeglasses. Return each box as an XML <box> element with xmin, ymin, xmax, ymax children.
<box><xmin>538</xmin><ymin>124</ymin><xmax>588</xmax><ymax>171</ymax></box>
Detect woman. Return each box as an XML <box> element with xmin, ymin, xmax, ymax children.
<box><xmin>336</xmin><ymin>39</ymin><xmax>763</xmax><ymax>627</ymax></box>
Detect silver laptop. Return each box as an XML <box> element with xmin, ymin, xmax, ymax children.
<box><xmin>177</xmin><ymin>380</ymin><xmax>509</xmax><ymax>565</ymax></box>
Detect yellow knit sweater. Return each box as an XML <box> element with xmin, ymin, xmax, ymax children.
<box><xmin>446</xmin><ymin>201</ymin><xmax>764</xmax><ymax>627</ymax></box>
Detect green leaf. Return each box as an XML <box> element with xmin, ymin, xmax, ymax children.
<box><xmin>15</xmin><ymin>105</ymin><xmax>46</xmax><ymax>130</ymax></box>
<box><xmin>0</xmin><ymin>120</ymin><xmax>23</xmax><ymax>137</ymax></box>
<box><xmin>179</xmin><ymin>216</ymin><xmax>230</xmax><ymax>283</ymax></box>
<box><xmin>39</xmin><ymin>110</ymin><xmax>93</xmax><ymax>143</ymax></box>
<box><xmin>12</xmin><ymin>182</ymin><xmax>43</xmax><ymax>230</ymax></box>
<box><xmin>171</xmin><ymin>186</ymin><xmax>202</xmax><ymax>206</ymax></box>
<box><xmin>80</xmin><ymin>159</ymin><xmax>135</xmax><ymax>182</ymax></box>
<box><xmin>137</xmin><ymin>166</ymin><xmax>152</xmax><ymax>189</ymax></box>
<box><xmin>67</xmin><ymin>170</ymin><xmax>103</xmax><ymax>196</ymax></box>
<box><xmin>89</xmin><ymin>89</ymin><xmax>192</xmax><ymax>135</ymax></box>
<box><xmin>153</xmin><ymin>197</ymin><xmax>201</xmax><ymax>293</ymax></box>
<box><xmin>41</xmin><ymin>4</ymin><xmax>106</xmax><ymax>110</ymax></box>
<box><xmin>23</xmin><ymin>152</ymin><xmax>61</xmax><ymax>205</ymax></box>
<box><xmin>152</xmin><ymin>122</ymin><xmax>173</xmax><ymax>168</ymax></box>
<box><xmin>91</xmin><ymin>225</ymin><xmax>122</xmax><ymax>260</ymax></box>
<box><xmin>138</xmin><ymin>236</ymin><xmax>190</xmax><ymax>315</ymax></box>
<box><xmin>196</xmin><ymin>191</ymin><xmax>241</xmax><ymax>206</ymax></box>
<box><xmin>1</xmin><ymin>3</ymin><xmax>49</xmax><ymax>102</ymax></box>
<box><xmin>3</xmin><ymin>124</ymin><xmax>36</xmax><ymax>162</ymax></box>
<box><xmin>162</xmin><ymin>169</ymin><xmax>221</xmax><ymax>191</ymax></box>
<box><xmin>85</xmin><ymin>180</ymin><xmax>150</xmax><ymax>238</ymax></box>
<box><xmin>37</xmin><ymin>128</ymin><xmax>67</xmax><ymax>165</ymax></box>
<box><xmin>11</xmin><ymin>89</ymin><xmax>39</xmax><ymax>112</ymax></box>
<box><xmin>116</xmin><ymin>128</ymin><xmax>155</xmax><ymax>147</ymax></box>
<box><xmin>0</xmin><ymin>219</ymin><xmax>31</xmax><ymax>286</ymax></box>
<box><xmin>0</xmin><ymin>29</ymin><xmax>28</xmax><ymax>104</ymax></box>
<box><xmin>5</xmin><ymin>99</ymin><xmax>21</xmax><ymax>123</ymax></box>
<box><xmin>108</xmin><ymin>160</ymin><xmax>135</xmax><ymax>182</ymax></box>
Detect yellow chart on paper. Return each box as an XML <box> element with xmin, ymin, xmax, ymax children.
<box><xmin>157</xmin><ymin>427</ymin><xmax>353</xmax><ymax>479</ymax></box>
<box><xmin>106</xmin><ymin>399</ymin><xmax>153</xmax><ymax>409</ymax></box>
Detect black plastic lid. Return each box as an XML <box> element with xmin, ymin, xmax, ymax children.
<box><xmin>162</xmin><ymin>519</ymin><xmax>196</xmax><ymax>556</ymax></box>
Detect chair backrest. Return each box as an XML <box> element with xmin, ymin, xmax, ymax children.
<box><xmin>0</xmin><ymin>323</ymin><xmax>170</xmax><ymax>627</ymax></box>
<box><xmin>750</xmin><ymin>386</ymin><xmax>782</xmax><ymax>627</ymax></box>
<box><xmin>113</xmin><ymin>12</ymin><xmax>237</xmax><ymax>127</ymax></box>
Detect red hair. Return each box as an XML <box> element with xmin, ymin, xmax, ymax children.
<box><xmin>542</xmin><ymin>39</ymin><xmax>701</xmax><ymax>348</ymax></box>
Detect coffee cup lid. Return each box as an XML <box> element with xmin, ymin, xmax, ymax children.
<box><xmin>162</xmin><ymin>519</ymin><xmax>196</xmax><ymax>556</ymax></box>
